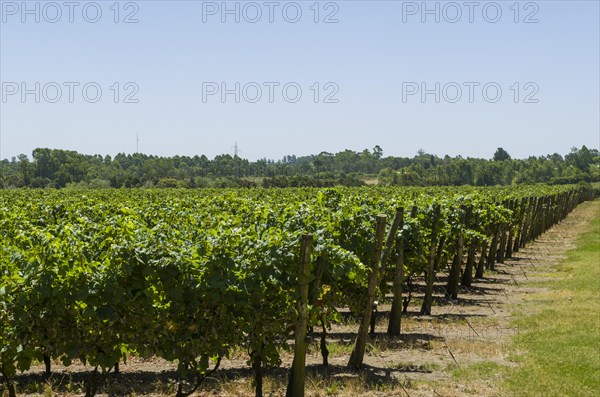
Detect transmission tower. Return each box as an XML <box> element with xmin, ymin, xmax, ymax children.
<box><xmin>232</xmin><ymin>142</ymin><xmax>241</xmax><ymax>157</ymax></box>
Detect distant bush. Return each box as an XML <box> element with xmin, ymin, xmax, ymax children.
<box><xmin>155</xmin><ymin>178</ymin><xmax>186</xmax><ymax>188</ymax></box>
<box><xmin>65</xmin><ymin>179</ymin><xmax>112</xmax><ymax>189</ymax></box>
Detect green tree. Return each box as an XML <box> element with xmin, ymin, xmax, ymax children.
<box><xmin>493</xmin><ymin>147</ymin><xmax>511</xmax><ymax>161</ymax></box>
<box><xmin>372</xmin><ymin>145</ymin><xmax>383</xmax><ymax>159</ymax></box>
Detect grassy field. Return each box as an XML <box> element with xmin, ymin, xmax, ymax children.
<box><xmin>503</xmin><ymin>201</ymin><xmax>600</xmax><ymax>397</ymax></box>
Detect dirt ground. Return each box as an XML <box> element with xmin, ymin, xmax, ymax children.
<box><xmin>12</xmin><ymin>201</ymin><xmax>598</xmax><ymax>397</ymax></box>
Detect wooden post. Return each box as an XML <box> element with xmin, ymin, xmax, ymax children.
<box><xmin>519</xmin><ymin>197</ymin><xmax>533</xmax><ymax>248</ymax></box>
<box><xmin>447</xmin><ymin>205</ymin><xmax>469</xmax><ymax>299</ymax></box>
<box><xmin>528</xmin><ymin>197</ymin><xmax>541</xmax><ymax>242</ymax></box>
<box><xmin>461</xmin><ymin>208</ymin><xmax>477</xmax><ymax>287</ymax></box>
<box><xmin>505</xmin><ymin>200</ymin><xmax>516</xmax><ymax>259</ymax></box>
<box><xmin>43</xmin><ymin>354</ymin><xmax>52</xmax><ymax>375</ymax></box>
<box><xmin>496</xmin><ymin>200</ymin><xmax>509</xmax><ymax>263</ymax></box>
<box><xmin>487</xmin><ymin>225</ymin><xmax>499</xmax><ymax>271</ymax></box>
<box><xmin>310</xmin><ymin>257</ymin><xmax>328</xmax><ymax>366</ymax></box>
<box><xmin>378</xmin><ymin>209</ymin><xmax>405</xmax><ymax>277</ymax></box>
<box><xmin>420</xmin><ymin>204</ymin><xmax>441</xmax><ymax>316</ymax></box>
<box><xmin>372</xmin><ymin>208</ymin><xmax>404</xmax><ymax>335</ymax></box>
<box><xmin>387</xmin><ymin>207</ymin><xmax>405</xmax><ymax>336</ymax></box>
<box><xmin>496</xmin><ymin>222</ymin><xmax>507</xmax><ymax>263</ymax></box>
<box><xmin>461</xmin><ymin>239</ymin><xmax>477</xmax><ymax>287</ymax></box>
<box><xmin>348</xmin><ymin>215</ymin><xmax>387</xmax><ymax>370</ymax></box>
<box><xmin>513</xmin><ymin>198</ymin><xmax>526</xmax><ymax>253</ymax></box>
<box><xmin>251</xmin><ymin>347</ymin><xmax>263</xmax><ymax>397</ymax></box>
<box><xmin>287</xmin><ymin>234</ymin><xmax>313</xmax><ymax>397</ymax></box>
<box><xmin>475</xmin><ymin>240</ymin><xmax>488</xmax><ymax>279</ymax></box>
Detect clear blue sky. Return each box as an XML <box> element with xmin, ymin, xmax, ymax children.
<box><xmin>1</xmin><ymin>0</ymin><xmax>598</xmax><ymax>161</ymax></box>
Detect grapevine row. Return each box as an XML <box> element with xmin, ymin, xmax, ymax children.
<box><xmin>0</xmin><ymin>185</ymin><xmax>589</xmax><ymax>396</ymax></box>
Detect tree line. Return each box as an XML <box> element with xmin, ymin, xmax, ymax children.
<box><xmin>0</xmin><ymin>145</ymin><xmax>597</xmax><ymax>189</ymax></box>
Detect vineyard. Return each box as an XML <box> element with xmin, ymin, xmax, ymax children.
<box><xmin>0</xmin><ymin>185</ymin><xmax>590</xmax><ymax>397</ymax></box>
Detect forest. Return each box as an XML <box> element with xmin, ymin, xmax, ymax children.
<box><xmin>0</xmin><ymin>145</ymin><xmax>598</xmax><ymax>189</ymax></box>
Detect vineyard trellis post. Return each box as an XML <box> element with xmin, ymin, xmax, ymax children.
<box><xmin>388</xmin><ymin>207</ymin><xmax>405</xmax><ymax>336</ymax></box>
<box><xmin>461</xmin><ymin>205</ymin><xmax>476</xmax><ymax>287</ymax></box>
<box><xmin>348</xmin><ymin>215</ymin><xmax>387</xmax><ymax>370</ymax></box>
<box><xmin>420</xmin><ymin>204</ymin><xmax>441</xmax><ymax>316</ymax></box>
<box><xmin>310</xmin><ymin>256</ymin><xmax>329</xmax><ymax>366</ymax></box>
<box><xmin>447</xmin><ymin>205</ymin><xmax>469</xmax><ymax>299</ymax></box>
<box><xmin>286</xmin><ymin>234</ymin><xmax>313</xmax><ymax>397</ymax></box>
